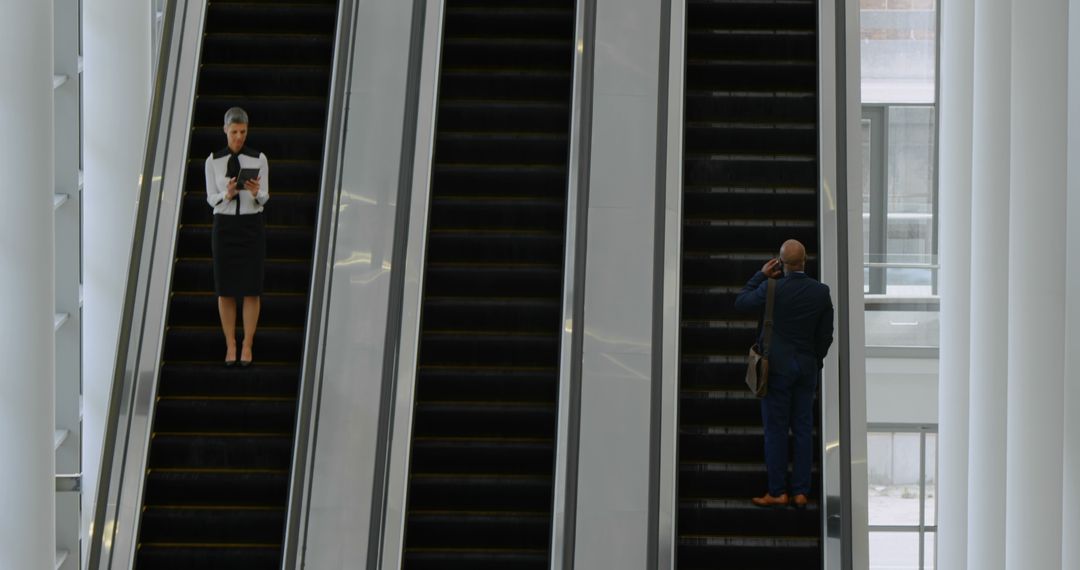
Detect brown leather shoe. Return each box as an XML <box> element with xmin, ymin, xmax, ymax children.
<box><xmin>792</xmin><ymin>494</ymin><xmax>809</xmax><ymax>510</ymax></box>
<box><xmin>751</xmin><ymin>493</ymin><xmax>789</xmax><ymax>508</ymax></box>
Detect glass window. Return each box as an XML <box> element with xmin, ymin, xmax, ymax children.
<box><xmin>868</xmin><ymin>426</ymin><xmax>937</xmax><ymax>570</ymax></box>
<box><xmin>887</xmin><ymin>106</ymin><xmax>936</xmax><ymax>297</ymax></box>
<box><xmin>870</xmin><ymin>531</ymin><xmax>920</xmax><ymax>570</ymax></box>
<box><xmin>868</xmin><ymin>432</ymin><xmax>921</xmax><ymax>526</ymax></box>
<box><xmin>924</xmin><ymin>433</ymin><xmax>937</xmax><ymax>526</ymax></box>
<box><xmin>924</xmin><ymin>532</ymin><xmax>937</xmax><ymax>569</ymax></box>
<box><xmin>862</xmin><ymin>1</ymin><xmax>940</xmax><ymax>569</ymax></box>
<box><xmin>862</xmin><ymin>105</ymin><xmax>938</xmax><ymax>348</ymax></box>
<box><xmin>860</xmin><ymin>0</ymin><xmax>938</xmax><ymax>104</ymax></box>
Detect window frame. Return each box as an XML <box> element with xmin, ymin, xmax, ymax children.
<box><xmin>867</xmin><ymin>423</ymin><xmax>939</xmax><ymax>570</ymax></box>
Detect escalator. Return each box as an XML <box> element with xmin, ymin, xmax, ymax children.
<box><xmin>400</xmin><ymin>1</ymin><xmax>576</xmax><ymax>568</ymax></box>
<box><xmin>677</xmin><ymin>0</ymin><xmax>821</xmax><ymax>568</ymax></box>
<box><xmin>134</xmin><ymin>1</ymin><xmax>338</xmax><ymax>567</ymax></box>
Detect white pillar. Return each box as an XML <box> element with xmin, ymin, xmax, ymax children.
<box><xmin>1061</xmin><ymin>1</ymin><xmax>1080</xmax><ymax>567</ymax></box>
<box><xmin>1005</xmin><ymin>1</ymin><xmax>1068</xmax><ymax>569</ymax></box>
<box><xmin>82</xmin><ymin>0</ymin><xmax>151</xmax><ymax>550</ymax></box>
<box><xmin>0</xmin><ymin>1</ymin><xmax>56</xmax><ymax>569</ymax></box>
<box><xmin>966</xmin><ymin>1</ymin><xmax>1010</xmax><ymax>568</ymax></box>
<box><xmin>937</xmin><ymin>0</ymin><xmax>974</xmax><ymax>568</ymax></box>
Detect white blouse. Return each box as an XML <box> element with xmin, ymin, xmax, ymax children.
<box><xmin>205</xmin><ymin>147</ymin><xmax>270</xmax><ymax>215</ymax></box>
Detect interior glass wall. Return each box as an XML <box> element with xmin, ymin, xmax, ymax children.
<box><xmin>860</xmin><ymin>1</ymin><xmax>939</xmax><ymax>569</ymax></box>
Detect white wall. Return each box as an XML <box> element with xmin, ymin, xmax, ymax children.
<box><xmin>0</xmin><ymin>2</ymin><xmax>56</xmax><ymax>568</ymax></box>
<box><xmin>866</xmin><ymin>356</ymin><xmax>938</xmax><ymax>425</ymax></box>
<box><xmin>82</xmin><ymin>0</ymin><xmax>151</xmax><ymax>556</ymax></box>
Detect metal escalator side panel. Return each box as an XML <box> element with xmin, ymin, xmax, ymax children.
<box><xmin>656</xmin><ymin>0</ymin><xmax>688</xmax><ymax>568</ymax></box>
<box><xmin>88</xmin><ymin>1</ymin><xmax>209</xmax><ymax>568</ymax></box>
<box><xmin>549</xmin><ymin>0</ymin><xmax>597</xmax><ymax>568</ymax></box>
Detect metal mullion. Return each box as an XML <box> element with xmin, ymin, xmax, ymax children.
<box><xmin>862</xmin><ymin>105</ymin><xmax>887</xmax><ymax>294</ymax></box>
<box><xmin>919</xmin><ymin>429</ymin><xmax>927</xmax><ymax>569</ymax></box>
<box><xmin>868</xmin><ymin>525</ymin><xmax>923</xmax><ymax>533</ymax></box>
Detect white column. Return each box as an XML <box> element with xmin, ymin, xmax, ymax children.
<box><xmin>966</xmin><ymin>1</ymin><xmax>1010</xmax><ymax>568</ymax></box>
<box><xmin>1005</xmin><ymin>1</ymin><xmax>1069</xmax><ymax>569</ymax></box>
<box><xmin>0</xmin><ymin>2</ymin><xmax>56</xmax><ymax>569</ymax></box>
<box><xmin>82</xmin><ymin>0</ymin><xmax>151</xmax><ymax>550</ymax></box>
<box><xmin>1061</xmin><ymin>1</ymin><xmax>1080</xmax><ymax>567</ymax></box>
<box><xmin>937</xmin><ymin>0</ymin><xmax>974</xmax><ymax>568</ymax></box>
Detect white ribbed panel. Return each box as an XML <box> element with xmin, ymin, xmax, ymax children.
<box><xmin>1005</xmin><ymin>1</ymin><xmax>1068</xmax><ymax>568</ymax></box>
<box><xmin>966</xmin><ymin>1</ymin><xmax>1010</xmax><ymax>568</ymax></box>
<box><xmin>0</xmin><ymin>2</ymin><xmax>56</xmax><ymax>569</ymax></box>
<box><xmin>937</xmin><ymin>0</ymin><xmax>974</xmax><ymax>568</ymax></box>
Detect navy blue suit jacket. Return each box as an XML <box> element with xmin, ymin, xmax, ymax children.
<box><xmin>734</xmin><ymin>271</ymin><xmax>834</xmax><ymax>377</ymax></box>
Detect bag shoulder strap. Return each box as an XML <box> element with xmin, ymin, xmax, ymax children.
<box><xmin>762</xmin><ymin>278</ymin><xmax>776</xmax><ymax>356</ymax></box>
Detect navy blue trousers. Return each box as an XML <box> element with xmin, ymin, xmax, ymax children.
<box><xmin>760</xmin><ymin>364</ymin><xmax>818</xmax><ymax>496</ymax></box>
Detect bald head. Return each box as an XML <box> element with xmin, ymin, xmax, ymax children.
<box><xmin>779</xmin><ymin>240</ymin><xmax>807</xmax><ymax>273</ymax></box>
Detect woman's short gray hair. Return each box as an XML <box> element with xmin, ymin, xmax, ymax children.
<box><xmin>224</xmin><ymin>107</ymin><xmax>249</xmax><ymax>126</ymax></box>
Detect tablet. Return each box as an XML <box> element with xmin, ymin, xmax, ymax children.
<box><xmin>236</xmin><ymin>167</ymin><xmax>261</xmax><ymax>187</ymax></box>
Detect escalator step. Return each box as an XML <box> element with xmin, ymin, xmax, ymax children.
<box><xmin>677</xmin><ymin>0</ymin><xmax>821</xmax><ymax>566</ymax></box>
<box><xmin>410</xmin><ymin>438</ymin><xmax>555</xmax><ymax>475</ymax></box>
<box><xmin>415</xmin><ymin>366</ymin><xmax>558</xmax><ymax>403</ymax></box>
<box><xmin>148</xmin><ymin>434</ymin><xmax>294</xmax><ymax>470</ymax></box>
<box><xmin>140</xmin><ymin>506</ymin><xmax>285</xmax><ymax>543</ymax></box>
<box><xmin>403</xmin><ymin>550</ymin><xmax>548</xmax><ymax>570</ymax></box>
<box><xmin>157</xmin><ymin>363</ymin><xmax>300</xmax><ymax>398</ymax></box>
<box><xmin>408</xmin><ymin>475</ymin><xmax>553</xmax><ymax>511</ymax></box>
<box><xmin>405</xmin><ymin>512</ymin><xmax>551</xmax><ymax>549</ymax></box>
<box><xmin>202</xmin><ymin>34</ymin><xmax>333</xmax><ymax>65</ymax></box>
<box><xmin>144</xmin><ymin>469</ymin><xmax>290</xmax><ymax>506</ymax></box>
<box><xmin>136</xmin><ymin>0</ymin><xmax>337</xmax><ymax>566</ymax></box>
<box><xmin>402</xmin><ymin>2</ymin><xmax>574</xmax><ymax>566</ymax></box>
<box><xmin>137</xmin><ymin>546</ymin><xmax>281</xmax><ymax>570</ymax></box>
<box><xmin>198</xmin><ymin>64</ymin><xmax>331</xmax><ymax>97</ymax></box>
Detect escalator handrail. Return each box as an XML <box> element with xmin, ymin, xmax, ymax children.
<box><xmin>86</xmin><ymin>0</ymin><xmax>206</xmax><ymax>567</ymax></box>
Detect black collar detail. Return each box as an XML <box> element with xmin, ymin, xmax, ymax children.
<box><xmin>213</xmin><ymin>146</ymin><xmax>261</xmax><ymax>159</ymax></box>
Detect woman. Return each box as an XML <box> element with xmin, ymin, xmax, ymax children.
<box><xmin>205</xmin><ymin>107</ymin><xmax>269</xmax><ymax>366</ymax></box>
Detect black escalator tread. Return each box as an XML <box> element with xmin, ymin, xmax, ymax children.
<box><xmin>201</xmin><ymin>34</ymin><xmax>333</xmax><ymax>65</ymax></box>
<box><xmin>402</xmin><ymin>1</ymin><xmax>574</xmax><ymax>567</ymax></box>
<box><xmin>194</xmin><ymin>96</ymin><xmax>328</xmax><ymax>128</ymax></box>
<box><xmin>136</xmin><ymin>546</ymin><xmax>280</xmax><ymax>570</ymax></box>
<box><xmin>134</xmin><ymin>0</ymin><xmax>337</xmax><ymax>568</ymax></box>
<box><xmin>677</xmin><ymin>0</ymin><xmax>820</xmax><ymax>568</ymax></box>
<box><xmin>145</xmin><ymin>469</ymin><xmax>290</xmax><ymax>506</ymax></box>
<box><xmin>404</xmin><ymin>550</ymin><xmax>549</xmax><ymax>570</ymax></box>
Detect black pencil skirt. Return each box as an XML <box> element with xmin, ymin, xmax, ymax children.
<box><xmin>212</xmin><ymin>212</ymin><xmax>266</xmax><ymax>297</ymax></box>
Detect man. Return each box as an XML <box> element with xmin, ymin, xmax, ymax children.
<box><xmin>735</xmin><ymin>239</ymin><xmax>834</xmax><ymax>509</ymax></box>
